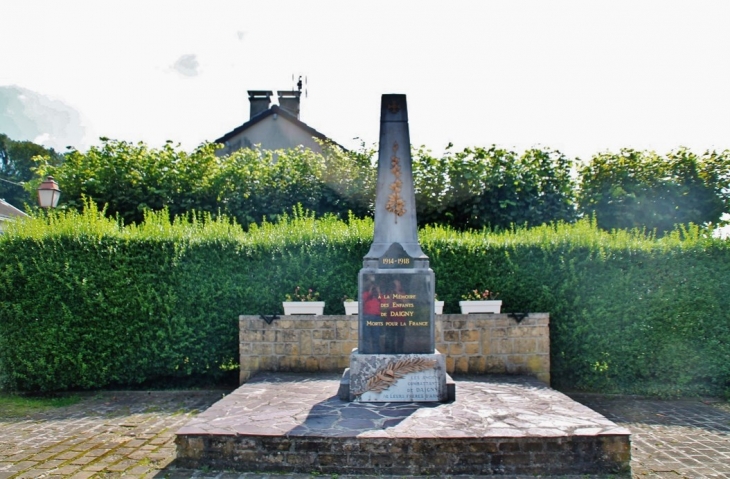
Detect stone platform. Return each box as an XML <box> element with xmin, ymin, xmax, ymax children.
<box><xmin>175</xmin><ymin>372</ymin><xmax>631</xmax><ymax>476</ymax></box>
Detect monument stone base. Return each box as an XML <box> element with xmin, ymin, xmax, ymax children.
<box><xmin>339</xmin><ymin>349</ymin><xmax>453</xmax><ymax>402</ymax></box>
<box><xmin>175</xmin><ymin>372</ymin><xmax>632</xmax><ymax>476</ymax></box>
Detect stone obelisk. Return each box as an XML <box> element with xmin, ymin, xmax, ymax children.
<box><xmin>341</xmin><ymin>94</ymin><xmax>449</xmax><ymax>402</ymax></box>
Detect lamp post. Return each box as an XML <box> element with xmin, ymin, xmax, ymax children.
<box><xmin>37</xmin><ymin>176</ymin><xmax>61</xmax><ymax>209</ymax></box>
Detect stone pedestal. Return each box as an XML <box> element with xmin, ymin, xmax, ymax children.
<box><xmin>340</xmin><ymin>349</ymin><xmax>451</xmax><ymax>402</ymax></box>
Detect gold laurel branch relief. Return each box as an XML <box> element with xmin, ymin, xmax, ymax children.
<box><xmin>385</xmin><ymin>141</ymin><xmax>406</xmax><ymax>222</ymax></box>
<box><xmin>352</xmin><ymin>357</ymin><xmax>437</xmax><ymax>397</ymax></box>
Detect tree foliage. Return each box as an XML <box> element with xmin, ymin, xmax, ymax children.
<box><xmin>34</xmin><ymin>139</ymin><xmax>229</xmax><ymax>224</ymax></box>
<box><xmin>577</xmin><ymin>148</ymin><xmax>730</xmax><ymax>234</ymax></box>
<box><xmin>0</xmin><ymin>133</ymin><xmax>63</xmax><ymax>209</ymax></box>
<box><xmin>26</xmin><ymin>137</ymin><xmax>730</xmax><ymax>234</ymax></box>
<box><xmin>413</xmin><ymin>145</ymin><xmax>577</xmax><ymax>229</ymax></box>
<box><xmin>34</xmin><ymin>139</ymin><xmax>377</xmax><ymax>227</ymax></box>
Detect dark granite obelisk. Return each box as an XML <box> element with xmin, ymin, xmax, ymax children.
<box><xmin>341</xmin><ymin>94</ymin><xmax>449</xmax><ymax>403</ymax></box>
<box><xmin>358</xmin><ymin>95</ymin><xmax>434</xmax><ymax>355</ymax></box>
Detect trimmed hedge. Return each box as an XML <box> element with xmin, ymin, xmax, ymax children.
<box><xmin>1</xmin><ymin>205</ymin><xmax>729</xmax><ymax>397</ymax></box>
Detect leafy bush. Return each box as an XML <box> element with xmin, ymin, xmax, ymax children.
<box><xmin>0</xmin><ymin>204</ymin><xmax>372</xmax><ymax>391</ymax></box>
<box><xmin>413</xmin><ymin>145</ymin><xmax>577</xmax><ymax>229</ymax></box>
<box><xmin>33</xmin><ymin>140</ymin><xmax>577</xmax><ymax>231</ymax></box>
<box><xmin>424</xmin><ymin>220</ymin><xmax>730</xmax><ymax>396</ymax></box>
<box><xmin>577</xmin><ymin>148</ymin><xmax>730</xmax><ymax>234</ymax></box>
<box><xmin>32</xmin><ymin>138</ymin><xmax>730</xmax><ymax>235</ymax></box>
<box><xmin>33</xmin><ymin>139</ymin><xmax>376</xmax><ymax>227</ymax></box>
<box><xmin>2</xmin><ymin>206</ymin><xmax>729</xmax><ymax>396</ymax></box>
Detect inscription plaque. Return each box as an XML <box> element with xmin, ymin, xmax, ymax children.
<box><xmin>359</xmin><ymin>369</ymin><xmax>441</xmax><ymax>402</ymax></box>
<box><xmin>359</xmin><ymin>268</ymin><xmax>433</xmax><ymax>354</ymax></box>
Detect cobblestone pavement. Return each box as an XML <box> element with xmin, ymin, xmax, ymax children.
<box><xmin>570</xmin><ymin>393</ymin><xmax>730</xmax><ymax>479</ymax></box>
<box><xmin>0</xmin><ymin>388</ymin><xmax>728</xmax><ymax>478</ymax></box>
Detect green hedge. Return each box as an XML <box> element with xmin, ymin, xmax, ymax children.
<box><xmin>1</xmin><ymin>205</ymin><xmax>729</xmax><ymax>396</ymax></box>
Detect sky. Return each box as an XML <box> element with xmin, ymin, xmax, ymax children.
<box><xmin>2</xmin><ymin>0</ymin><xmax>730</xmax><ymax>161</ymax></box>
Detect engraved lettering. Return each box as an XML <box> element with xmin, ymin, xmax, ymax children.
<box><xmin>392</xmin><ymin>294</ymin><xmax>416</xmax><ymax>299</ymax></box>
<box><xmin>408</xmin><ymin>321</ymin><xmax>428</xmax><ymax>326</ymax></box>
<box><xmin>391</xmin><ymin>302</ymin><xmax>414</xmax><ymax>308</ymax></box>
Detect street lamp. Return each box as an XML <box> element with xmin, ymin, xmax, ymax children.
<box><xmin>37</xmin><ymin>176</ymin><xmax>61</xmax><ymax>209</ymax></box>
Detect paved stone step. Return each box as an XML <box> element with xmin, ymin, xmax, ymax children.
<box><xmin>175</xmin><ymin>373</ymin><xmax>631</xmax><ymax>476</ymax></box>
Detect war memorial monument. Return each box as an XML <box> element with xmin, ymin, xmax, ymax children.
<box><xmin>175</xmin><ymin>94</ymin><xmax>632</xmax><ymax>476</ymax></box>
<box><xmin>341</xmin><ymin>94</ymin><xmax>451</xmax><ymax>403</ymax></box>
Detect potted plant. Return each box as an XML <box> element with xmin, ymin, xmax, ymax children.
<box><xmin>283</xmin><ymin>286</ymin><xmax>325</xmax><ymax>315</ymax></box>
<box><xmin>342</xmin><ymin>294</ymin><xmax>358</xmax><ymax>315</ymax></box>
<box><xmin>434</xmin><ymin>294</ymin><xmax>444</xmax><ymax>314</ymax></box>
<box><xmin>459</xmin><ymin>289</ymin><xmax>502</xmax><ymax>314</ymax></box>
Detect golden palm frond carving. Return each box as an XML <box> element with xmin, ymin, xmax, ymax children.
<box><xmin>353</xmin><ymin>357</ymin><xmax>437</xmax><ymax>397</ymax></box>
<box><xmin>385</xmin><ymin>141</ymin><xmax>406</xmax><ymax>221</ymax></box>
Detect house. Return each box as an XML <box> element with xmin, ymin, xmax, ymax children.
<box><xmin>214</xmin><ymin>90</ymin><xmax>342</xmax><ymax>156</ymax></box>
<box><xmin>0</xmin><ymin>198</ymin><xmax>28</xmax><ymax>233</ymax></box>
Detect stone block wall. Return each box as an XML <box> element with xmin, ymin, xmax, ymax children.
<box><xmin>239</xmin><ymin>316</ymin><xmax>358</xmax><ymax>383</ymax></box>
<box><xmin>239</xmin><ymin>313</ymin><xmax>549</xmax><ymax>385</ymax></box>
<box><xmin>436</xmin><ymin>313</ymin><xmax>550</xmax><ymax>384</ymax></box>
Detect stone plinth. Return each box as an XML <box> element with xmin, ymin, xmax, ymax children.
<box><xmin>175</xmin><ymin>372</ymin><xmax>631</xmax><ymax>476</ymax></box>
<box><xmin>342</xmin><ymin>350</ymin><xmax>450</xmax><ymax>402</ymax></box>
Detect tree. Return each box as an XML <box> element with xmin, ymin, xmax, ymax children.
<box><xmin>37</xmin><ymin>136</ymin><xmax>728</xmax><ymax>235</ymax></box>
<box><xmin>318</xmin><ymin>140</ymin><xmax>377</xmax><ymax>219</ymax></box>
<box><xmin>34</xmin><ymin>138</ymin><xmax>377</xmax><ymax>227</ymax></box>
<box><xmin>35</xmin><ymin>139</ymin><xmax>225</xmax><ymax>224</ymax></box>
<box><xmin>577</xmin><ymin>148</ymin><xmax>730</xmax><ymax>234</ymax></box>
<box><xmin>205</xmin><ymin>141</ymin><xmax>376</xmax><ymax>227</ymax></box>
<box><xmin>0</xmin><ymin>133</ymin><xmax>63</xmax><ymax>209</ymax></box>
<box><xmin>413</xmin><ymin>145</ymin><xmax>577</xmax><ymax>230</ymax></box>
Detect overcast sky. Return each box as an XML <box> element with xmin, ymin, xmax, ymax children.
<box><xmin>2</xmin><ymin>0</ymin><xmax>729</xmax><ymax>160</ymax></box>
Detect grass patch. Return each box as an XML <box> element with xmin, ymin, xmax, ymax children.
<box><xmin>0</xmin><ymin>393</ymin><xmax>82</xmax><ymax>418</ymax></box>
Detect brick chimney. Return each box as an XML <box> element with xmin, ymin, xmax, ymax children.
<box><xmin>277</xmin><ymin>90</ymin><xmax>301</xmax><ymax>119</ymax></box>
<box><xmin>248</xmin><ymin>90</ymin><xmax>273</xmax><ymax>119</ymax></box>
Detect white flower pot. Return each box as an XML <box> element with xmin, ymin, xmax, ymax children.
<box><xmin>459</xmin><ymin>300</ymin><xmax>502</xmax><ymax>314</ymax></box>
<box><xmin>344</xmin><ymin>301</ymin><xmax>359</xmax><ymax>315</ymax></box>
<box><xmin>434</xmin><ymin>300</ymin><xmax>444</xmax><ymax>314</ymax></box>
<box><xmin>282</xmin><ymin>301</ymin><xmax>325</xmax><ymax>315</ymax></box>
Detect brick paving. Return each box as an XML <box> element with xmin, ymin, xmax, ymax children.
<box><xmin>0</xmin><ymin>390</ymin><xmax>221</xmax><ymax>479</ymax></box>
<box><xmin>569</xmin><ymin>393</ymin><xmax>730</xmax><ymax>479</ymax></box>
<box><xmin>0</xmin><ymin>385</ymin><xmax>728</xmax><ymax>478</ymax></box>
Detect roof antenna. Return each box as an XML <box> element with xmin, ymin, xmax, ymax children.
<box><xmin>292</xmin><ymin>74</ymin><xmax>308</xmax><ymax>98</ymax></box>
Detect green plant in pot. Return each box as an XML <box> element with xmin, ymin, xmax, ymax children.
<box><xmin>459</xmin><ymin>289</ymin><xmax>501</xmax><ymax>314</ymax></box>
<box><xmin>283</xmin><ymin>286</ymin><xmax>324</xmax><ymax>315</ymax></box>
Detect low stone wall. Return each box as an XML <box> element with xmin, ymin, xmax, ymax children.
<box><xmin>437</xmin><ymin>314</ymin><xmax>550</xmax><ymax>384</ymax></box>
<box><xmin>239</xmin><ymin>313</ymin><xmax>550</xmax><ymax>385</ymax></box>
<box><xmin>176</xmin><ymin>433</ymin><xmax>629</xmax><ymax>476</ymax></box>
